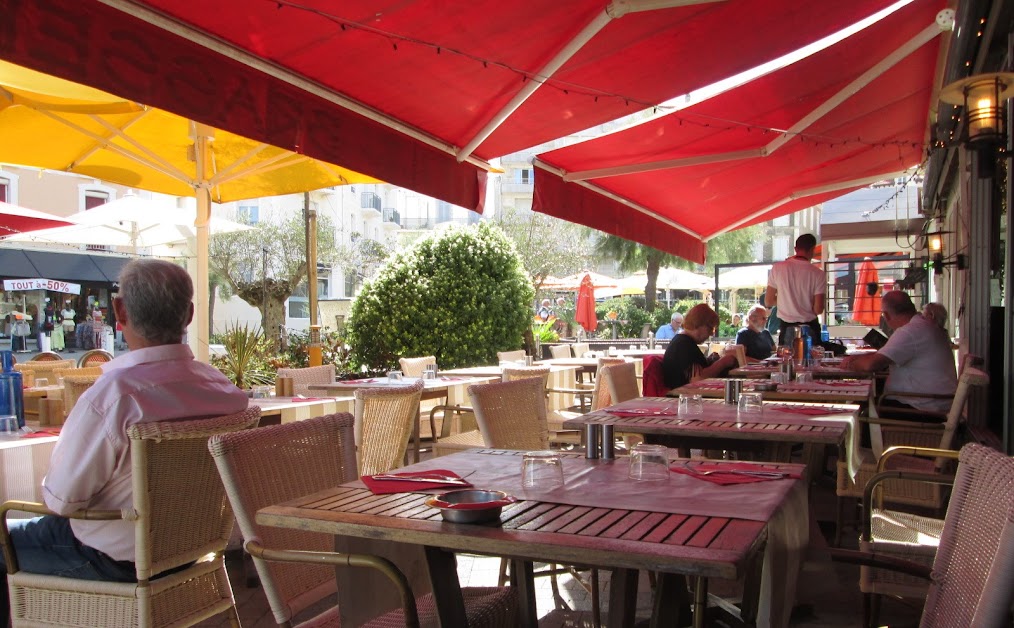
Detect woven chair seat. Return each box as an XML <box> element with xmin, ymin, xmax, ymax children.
<box><xmin>432</xmin><ymin>430</ymin><xmax>484</xmax><ymax>457</ymax></box>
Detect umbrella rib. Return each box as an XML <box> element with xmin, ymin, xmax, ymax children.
<box><xmin>71</xmin><ymin>109</ymin><xmax>149</xmax><ymax>165</ymax></box>
<box><xmin>212</xmin><ymin>153</ymin><xmax>311</xmax><ymax>187</ymax></box>
<box><xmin>88</xmin><ymin>115</ymin><xmax>194</xmax><ymax>184</ymax></box>
<box><xmin>205</xmin><ymin>142</ymin><xmax>269</xmax><ymax>187</ymax></box>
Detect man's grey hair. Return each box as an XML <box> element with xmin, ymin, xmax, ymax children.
<box><xmin>746</xmin><ymin>304</ymin><xmax>767</xmax><ymax>323</ymax></box>
<box><xmin>117</xmin><ymin>259</ymin><xmax>193</xmax><ymax>344</ymax></box>
<box><xmin>671</xmin><ymin>311</ymin><xmax>684</xmax><ymax>323</ymax></box>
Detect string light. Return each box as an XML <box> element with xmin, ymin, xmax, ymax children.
<box><xmin>860</xmin><ymin>164</ymin><xmax>925</xmax><ymax>220</ymax></box>
<box><xmin>265</xmin><ymin>0</ymin><xmax>930</xmax><ymax>154</ymax></box>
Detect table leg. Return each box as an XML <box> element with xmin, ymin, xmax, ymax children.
<box><xmin>607</xmin><ymin>568</ymin><xmax>639</xmax><ymax>628</ymax></box>
<box><xmin>650</xmin><ymin>572</ymin><xmax>691</xmax><ymax>628</ymax></box>
<box><xmin>509</xmin><ymin>558</ymin><xmax>538</xmax><ymax>628</ymax></box>
<box><xmin>424</xmin><ymin>546</ymin><xmax>467</xmax><ymax>626</ymax></box>
<box><xmin>412</xmin><ymin>408</ymin><xmax>421</xmax><ymax>463</ymax></box>
<box><xmin>692</xmin><ymin>576</ymin><xmax>708</xmax><ymax>628</ymax></box>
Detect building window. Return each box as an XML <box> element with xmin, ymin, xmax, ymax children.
<box><xmin>79</xmin><ymin>184</ymin><xmax>116</xmax><ymax>211</ymax></box>
<box><xmin>237</xmin><ymin>202</ymin><xmax>259</xmax><ymax>224</ymax></box>
<box><xmin>0</xmin><ymin>171</ymin><xmax>18</xmax><ymax>205</ymax></box>
<box><xmin>344</xmin><ymin>272</ymin><xmax>356</xmax><ymax>298</ymax></box>
<box><xmin>518</xmin><ymin>169</ymin><xmax>534</xmax><ymax>184</ymax></box>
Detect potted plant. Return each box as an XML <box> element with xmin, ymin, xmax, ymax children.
<box><xmin>212</xmin><ymin>323</ymin><xmax>275</xmax><ymax>392</ymax></box>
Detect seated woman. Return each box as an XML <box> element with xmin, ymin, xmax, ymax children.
<box><xmin>662</xmin><ymin>303</ymin><xmax>739</xmax><ymax>389</ymax></box>
<box><xmin>735</xmin><ymin>304</ymin><xmax>775</xmax><ymax>362</ymax></box>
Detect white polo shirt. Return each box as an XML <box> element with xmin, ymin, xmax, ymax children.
<box><xmin>767</xmin><ymin>257</ymin><xmax>825</xmax><ymax>323</ymax></box>
<box><xmin>880</xmin><ymin>314</ymin><xmax>957</xmax><ymax>413</ymax></box>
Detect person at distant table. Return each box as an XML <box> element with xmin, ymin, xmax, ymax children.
<box><xmin>655</xmin><ymin>311</ymin><xmax>684</xmax><ymax>340</ymax></box>
<box><xmin>735</xmin><ymin>305</ymin><xmax>775</xmax><ymax>361</ymax></box>
<box><xmin>661</xmin><ymin>304</ymin><xmax>738</xmax><ymax>389</ymax></box>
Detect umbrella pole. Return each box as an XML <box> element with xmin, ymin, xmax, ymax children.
<box><xmin>304</xmin><ymin>192</ymin><xmax>322</xmax><ymax>367</ymax></box>
<box><xmin>191</xmin><ymin>123</ymin><xmax>213</xmax><ymax>363</ymax></box>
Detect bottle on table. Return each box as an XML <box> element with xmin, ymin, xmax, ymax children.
<box><xmin>0</xmin><ymin>350</ymin><xmax>24</xmax><ymax>428</ymax></box>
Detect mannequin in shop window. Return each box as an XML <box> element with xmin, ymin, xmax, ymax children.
<box><xmin>47</xmin><ymin>300</ymin><xmax>65</xmax><ymax>352</ymax></box>
<box><xmin>61</xmin><ymin>300</ymin><xmax>76</xmax><ymax>352</ymax></box>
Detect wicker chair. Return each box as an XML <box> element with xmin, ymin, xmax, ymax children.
<box><xmin>398</xmin><ymin>355</ymin><xmax>436</xmax><ymax>377</ymax></box>
<box><xmin>28</xmin><ymin>351</ymin><xmax>62</xmax><ymax>362</ymax></box>
<box><xmin>602</xmin><ymin>362</ymin><xmax>639</xmax><ymax>405</ymax></box>
<box><xmin>76</xmin><ymin>349</ymin><xmax>113</xmax><ymax>368</ymax></box>
<box><xmin>835</xmin><ymin>366</ymin><xmax>989</xmax><ymax>544</ymax></box>
<box><xmin>549</xmin><ymin>345</ymin><xmax>572</xmax><ymax>359</ymax></box>
<box><xmin>832</xmin><ymin>442</ymin><xmax>1014</xmax><ymax>628</ymax></box>
<box><xmin>208</xmin><ymin>413</ymin><xmax>518</xmax><ymax>627</ymax></box>
<box><xmin>275</xmin><ymin>364</ymin><xmax>335</xmax><ymax>397</ymax></box>
<box><xmin>0</xmin><ymin>407</ymin><xmax>260</xmax><ymax>628</ymax></box>
<box><xmin>62</xmin><ymin>372</ymin><xmax>101</xmax><ymax>416</ymax></box>
<box><xmin>354</xmin><ymin>380</ymin><xmax>424</xmax><ymax>476</ymax></box>
<box><xmin>571</xmin><ymin>342</ymin><xmax>590</xmax><ymax>359</ymax></box>
<box><xmin>15</xmin><ymin>359</ymin><xmax>76</xmax><ymax>385</ymax></box>
<box><xmin>434</xmin><ymin>374</ymin><xmax>548</xmax><ymax>456</ymax></box>
<box><xmin>495</xmin><ymin>350</ymin><xmax>526</xmax><ymax>363</ymax></box>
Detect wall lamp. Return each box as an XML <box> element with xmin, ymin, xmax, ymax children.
<box><xmin>940</xmin><ymin>72</ymin><xmax>1014</xmax><ymax>148</ymax></box>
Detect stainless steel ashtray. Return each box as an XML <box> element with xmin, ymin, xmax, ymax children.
<box><xmin>426</xmin><ymin>489</ymin><xmax>516</xmax><ymax>524</ymax></box>
<box><xmin>755</xmin><ymin>381</ymin><xmax>778</xmax><ymax>392</ymax></box>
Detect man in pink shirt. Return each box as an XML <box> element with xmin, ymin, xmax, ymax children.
<box><xmin>0</xmin><ymin>259</ymin><xmax>247</xmax><ymax>620</ymax></box>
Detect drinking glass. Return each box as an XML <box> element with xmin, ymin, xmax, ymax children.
<box><xmin>423</xmin><ymin>370</ymin><xmax>436</xmax><ymax>380</ymax></box>
<box><xmin>737</xmin><ymin>392</ymin><xmax>764</xmax><ymax>417</ymax></box>
<box><xmin>34</xmin><ymin>378</ymin><xmax>49</xmax><ymax>388</ymax></box>
<box><xmin>522</xmin><ymin>451</ymin><xmax>564</xmax><ymax>490</ymax></box>
<box><xmin>387</xmin><ymin>370</ymin><xmax>403</xmax><ymax>382</ymax></box>
<box><xmin>628</xmin><ymin>444</ymin><xmax>670</xmax><ymax>481</ymax></box>
<box><xmin>823</xmin><ymin>350</ymin><xmax>835</xmax><ymax>360</ymax></box>
<box><xmin>769</xmin><ymin>372</ymin><xmax>787</xmax><ymax>385</ymax></box>
<box><xmin>795</xmin><ymin>371</ymin><xmax>813</xmax><ymax>384</ymax></box>
<box><xmin>0</xmin><ymin>415</ymin><xmax>18</xmax><ymax>438</ymax></box>
<box><xmin>678</xmin><ymin>394</ymin><xmax>704</xmax><ymax>416</ymax></box>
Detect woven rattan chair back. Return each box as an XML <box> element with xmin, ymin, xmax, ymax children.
<box><xmin>15</xmin><ymin>358</ymin><xmax>76</xmax><ymax>377</ymax></box>
<box><xmin>571</xmin><ymin>342</ymin><xmax>590</xmax><ymax>358</ymax></box>
<box><xmin>76</xmin><ymin>349</ymin><xmax>113</xmax><ymax>368</ymax></box>
<box><xmin>276</xmin><ymin>364</ymin><xmax>335</xmax><ymax>397</ymax></box>
<box><xmin>549</xmin><ymin>345</ymin><xmax>572</xmax><ymax>359</ymax></box>
<box><xmin>398</xmin><ymin>356</ymin><xmax>436</xmax><ymax>378</ymax></box>
<box><xmin>354</xmin><ymin>380</ymin><xmax>424</xmax><ymax>476</ymax></box>
<box><xmin>28</xmin><ymin>351</ymin><xmax>62</xmax><ymax>362</ymax></box>
<box><xmin>4</xmin><ymin>407</ymin><xmax>259</xmax><ymax>628</ymax></box>
<box><xmin>496</xmin><ymin>350</ymin><xmax>526</xmax><ymax>364</ymax></box>
<box><xmin>919</xmin><ymin>443</ymin><xmax>1014</xmax><ymax>627</ymax></box>
<box><xmin>210</xmin><ymin>413</ymin><xmax>357</xmax><ymax>624</ymax></box>
<box><xmin>62</xmin><ymin>373</ymin><xmax>101</xmax><ymax>415</ymax></box>
<box><xmin>501</xmin><ymin>366</ymin><xmax>551</xmax><ymax>390</ymax></box>
<box><xmin>468</xmin><ymin>377</ymin><xmax>549</xmax><ymax>451</ymax></box>
<box><xmin>601</xmin><ymin>362</ymin><xmax>640</xmax><ymax>406</ymax></box>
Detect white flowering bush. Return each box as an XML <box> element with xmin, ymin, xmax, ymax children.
<box><xmin>347</xmin><ymin>222</ymin><xmax>535</xmax><ymax>369</ymax></box>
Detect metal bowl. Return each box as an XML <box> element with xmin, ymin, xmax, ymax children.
<box><xmin>755</xmin><ymin>381</ymin><xmax>778</xmax><ymax>392</ymax></box>
<box><xmin>426</xmin><ymin>489</ymin><xmax>516</xmax><ymax>524</ymax></box>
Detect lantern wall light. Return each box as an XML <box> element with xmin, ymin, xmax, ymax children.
<box><xmin>940</xmin><ymin>72</ymin><xmax>1014</xmax><ymax>147</ymax></box>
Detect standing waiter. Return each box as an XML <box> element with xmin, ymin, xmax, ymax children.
<box><xmin>765</xmin><ymin>233</ymin><xmax>825</xmax><ymax>345</ymax></box>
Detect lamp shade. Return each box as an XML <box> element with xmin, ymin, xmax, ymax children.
<box><xmin>940</xmin><ymin>73</ymin><xmax>1014</xmax><ymax>144</ymax></box>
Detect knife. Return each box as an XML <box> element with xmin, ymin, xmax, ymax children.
<box><xmin>370</xmin><ymin>474</ymin><xmax>471</xmax><ymax>484</ymax></box>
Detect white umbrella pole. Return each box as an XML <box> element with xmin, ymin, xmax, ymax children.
<box><xmin>190</xmin><ymin>123</ymin><xmax>213</xmax><ymax>363</ymax></box>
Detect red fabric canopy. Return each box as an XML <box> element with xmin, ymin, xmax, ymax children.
<box><xmin>0</xmin><ymin>0</ymin><xmax>897</xmax><ymax>215</ymax></box>
<box><xmin>534</xmin><ymin>0</ymin><xmax>945</xmax><ymax>262</ymax></box>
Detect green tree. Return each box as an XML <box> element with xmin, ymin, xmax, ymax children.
<box><xmin>209</xmin><ymin>211</ymin><xmax>339</xmax><ymax>351</ymax></box>
<box><xmin>494</xmin><ymin>208</ymin><xmax>593</xmax><ymax>290</ymax></box>
<box><xmin>346</xmin><ymin>222</ymin><xmax>534</xmax><ymax>370</ymax></box>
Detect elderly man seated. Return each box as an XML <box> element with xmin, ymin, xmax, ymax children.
<box><xmin>655</xmin><ymin>311</ymin><xmax>684</xmax><ymax>340</ymax></box>
<box><xmin>842</xmin><ymin>290</ymin><xmax>956</xmax><ymax>415</ymax></box>
<box><xmin>662</xmin><ymin>304</ymin><xmax>739</xmax><ymax>389</ymax></box>
<box><xmin>735</xmin><ymin>305</ymin><xmax>775</xmax><ymax>361</ymax></box>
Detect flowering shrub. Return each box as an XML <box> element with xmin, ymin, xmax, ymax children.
<box><xmin>347</xmin><ymin>223</ymin><xmax>535</xmax><ymax>370</ymax></box>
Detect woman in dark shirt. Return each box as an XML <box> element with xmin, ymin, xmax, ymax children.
<box><xmin>662</xmin><ymin>303</ymin><xmax>739</xmax><ymax>389</ymax></box>
<box><xmin>735</xmin><ymin>304</ymin><xmax>776</xmax><ymax>361</ymax></box>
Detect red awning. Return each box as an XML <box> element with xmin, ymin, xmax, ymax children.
<box><xmin>534</xmin><ymin>0</ymin><xmax>946</xmax><ymax>262</ymax></box>
<box><xmin>0</xmin><ymin>0</ymin><xmax>898</xmax><ymax>214</ymax></box>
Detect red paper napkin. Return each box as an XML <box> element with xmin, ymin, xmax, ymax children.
<box><xmin>22</xmin><ymin>428</ymin><xmax>60</xmax><ymax>438</ymax></box>
<box><xmin>768</xmin><ymin>406</ymin><xmax>844</xmax><ymax>417</ymax></box>
<box><xmin>672</xmin><ymin>462</ymin><xmax>801</xmax><ymax>485</ymax></box>
<box><xmin>360</xmin><ymin>470</ymin><xmax>473</xmax><ymax>495</ymax></box>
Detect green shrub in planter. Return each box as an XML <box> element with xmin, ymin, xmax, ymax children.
<box><xmin>595</xmin><ymin>298</ymin><xmax>652</xmax><ymax>337</ymax></box>
<box><xmin>347</xmin><ymin>222</ymin><xmax>534</xmax><ymax>370</ymax></box>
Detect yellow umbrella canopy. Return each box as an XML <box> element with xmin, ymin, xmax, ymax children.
<box><xmin>0</xmin><ymin>60</ymin><xmax>376</xmax><ymax>202</ymax></box>
<box><xmin>0</xmin><ymin>60</ymin><xmax>379</xmax><ymax>361</ymax></box>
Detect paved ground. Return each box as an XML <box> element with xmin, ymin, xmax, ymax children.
<box><xmin>197</xmin><ymin>451</ymin><xmax>925</xmax><ymax>627</ymax></box>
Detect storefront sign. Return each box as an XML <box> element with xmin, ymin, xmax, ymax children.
<box><xmin>3</xmin><ymin>279</ymin><xmax>82</xmax><ymax>295</ymax></box>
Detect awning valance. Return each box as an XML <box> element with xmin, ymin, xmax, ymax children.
<box><xmin>0</xmin><ymin>249</ymin><xmax>130</xmax><ymax>284</ymax></box>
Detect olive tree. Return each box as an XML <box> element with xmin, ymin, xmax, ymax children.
<box><xmin>347</xmin><ymin>222</ymin><xmax>534</xmax><ymax>370</ymax></box>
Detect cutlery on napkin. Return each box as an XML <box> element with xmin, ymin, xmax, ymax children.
<box><xmin>768</xmin><ymin>406</ymin><xmax>844</xmax><ymax>416</ymax></box>
<box><xmin>672</xmin><ymin>462</ymin><xmax>800</xmax><ymax>485</ymax></box>
<box><xmin>361</xmin><ymin>470</ymin><xmax>474</xmax><ymax>495</ymax></box>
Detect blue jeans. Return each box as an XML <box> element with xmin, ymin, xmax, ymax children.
<box><xmin>0</xmin><ymin>516</ymin><xmax>135</xmax><ymax>620</ymax></box>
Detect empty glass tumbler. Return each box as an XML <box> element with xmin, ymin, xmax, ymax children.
<box><xmin>628</xmin><ymin>444</ymin><xmax>670</xmax><ymax>481</ymax></box>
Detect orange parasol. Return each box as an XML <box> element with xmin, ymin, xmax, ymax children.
<box><xmin>851</xmin><ymin>258</ymin><xmax>881</xmax><ymax>325</ymax></box>
<box><xmin>574</xmin><ymin>274</ymin><xmax>598</xmax><ymax>333</ymax></box>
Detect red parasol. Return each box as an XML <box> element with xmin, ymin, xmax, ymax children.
<box><xmin>574</xmin><ymin>274</ymin><xmax>598</xmax><ymax>333</ymax></box>
<box><xmin>851</xmin><ymin>258</ymin><xmax>881</xmax><ymax>326</ymax></box>
<box><xmin>0</xmin><ymin>201</ymin><xmax>74</xmax><ymax>237</ymax></box>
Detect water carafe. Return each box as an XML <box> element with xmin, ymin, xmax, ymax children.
<box><xmin>0</xmin><ymin>351</ymin><xmax>24</xmax><ymax>428</ymax></box>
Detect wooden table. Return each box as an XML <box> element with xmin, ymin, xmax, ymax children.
<box><xmin>437</xmin><ymin>364</ymin><xmax>580</xmax><ymax>411</ymax></box>
<box><xmin>564</xmin><ymin>397</ymin><xmax>861</xmax><ymax>480</ymax></box>
<box><xmin>257</xmin><ymin>448</ymin><xmax>809</xmax><ymax>628</ymax></box>
<box><xmin>729</xmin><ymin>362</ymin><xmax>869</xmax><ymax>380</ymax></box>
<box><xmin>308</xmin><ymin>376</ymin><xmax>496</xmax><ymax>462</ymax></box>
<box><xmin>672</xmin><ymin>378</ymin><xmax>873</xmax><ymax>405</ymax></box>
<box><xmin>22</xmin><ymin>385</ymin><xmax>64</xmax><ymax>420</ymax></box>
<box><xmin>251</xmin><ymin>396</ymin><xmax>355</xmax><ymax>425</ymax></box>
